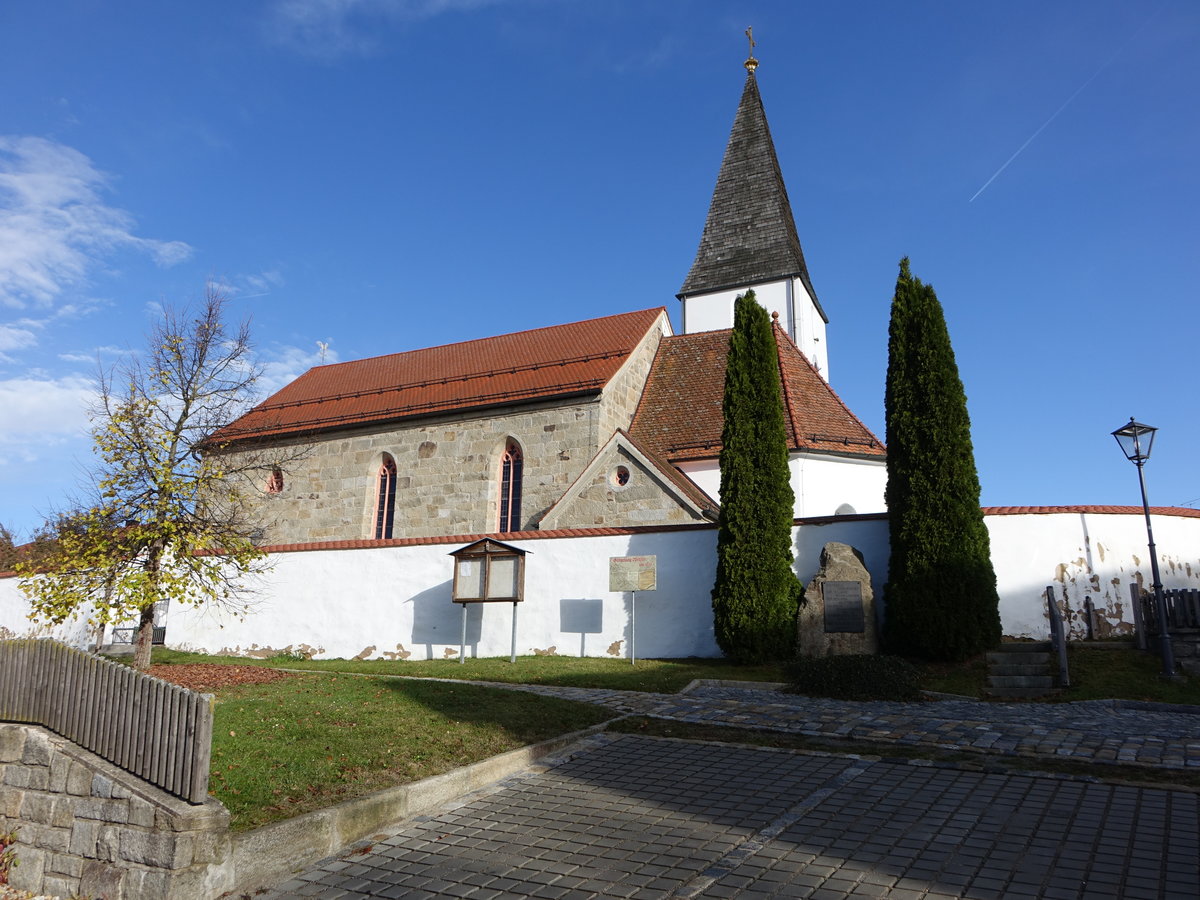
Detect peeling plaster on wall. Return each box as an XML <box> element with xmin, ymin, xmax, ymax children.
<box><xmin>443</xmin><ymin>647</ymin><xmax>458</xmax><ymax>658</ymax></box>
<box><xmin>380</xmin><ymin>644</ymin><xmax>412</xmax><ymax>660</ymax></box>
<box><xmin>607</xmin><ymin>640</ymin><xmax>623</xmax><ymax>657</ymax></box>
<box><xmin>1097</xmin><ymin>542</ymin><xmax>1106</xmax><ymax>562</ymax></box>
<box><xmin>226</xmin><ymin>643</ymin><xmax>282</xmax><ymax>658</ymax></box>
<box><xmin>211</xmin><ymin>642</ymin><xmax>324</xmax><ymax>659</ymax></box>
<box><xmin>534</xmin><ymin>646</ymin><xmax>558</xmax><ymax>656</ymax></box>
<box><xmin>354</xmin><ymin>645</ymin><xmax>377</xmax><ymax>660</ymax></box>
<box><xmin>1048</xmin><ymin>553</ymin><xmax>1133</xmax><ymax>640</ymax></box>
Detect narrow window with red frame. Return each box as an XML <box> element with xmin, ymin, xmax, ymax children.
<box><xmin>498</xmin><ymin>440</ymin><xmax>523</xmax><ymax>533</ymax></box>
<box><xmin>375</xmin><ymin>455</ymin><xmax>397</xmax><ymax>539</ymax></box>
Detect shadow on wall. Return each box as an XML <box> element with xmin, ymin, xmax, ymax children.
<box><xmin>559</xmin><ymin>598</ymin><xmax>604</xmax><ymax>658</ymax></box>
<box><xmin>409</xmin><ymin>579</ymin><xmax>485</xmax><ymax>659</ymax></box>
<box><xmin>618</xmin><ymin>533</ymin><xmax>717</xmax><ymax>660</ymax></box>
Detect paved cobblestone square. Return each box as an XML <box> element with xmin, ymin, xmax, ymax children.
<box><xmin>260</xmin><ymin>734</ymin><xmax>1200</xmax><ymax>899</ymax></box>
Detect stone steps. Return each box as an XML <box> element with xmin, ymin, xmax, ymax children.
<box><xmin>986</xmin><ymin>642</ymin><xmax>1061</xmax><ymax>698</ymax></box>
<box><xmin>988</xmin><ymin>663</ymin><xmax>1050</xmax><ymax>677</ymax></box>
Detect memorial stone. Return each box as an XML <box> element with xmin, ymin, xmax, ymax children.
<box><xmin>797</xmin><ymin>542</ymin><xmax>878</xmax><ymax>658</ymax></box>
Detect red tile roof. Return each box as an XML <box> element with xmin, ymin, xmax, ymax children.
<box><xmin>629</xmin><ymin>320</ymin><xmax>884</xmax><ymax>462</ymax></box>
<box><xmin>215</xmin><ymin>308</ymin><xmax>667</xmax><ymax>443</ymax></box>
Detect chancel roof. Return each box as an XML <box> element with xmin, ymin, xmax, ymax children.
<box><xmin>629</xmin><ymin>319</ymin><xmax>884</xmax><ymax>462</ymax></box>
<box><xmin>215</xmin><ymin>308</ymin><xmax>666</xmax><ymax>443</ymax></box>
<box><xmin>678</xmin><ymin>69</ymin><xmax>822</xmax><ymax>320</ymax></box>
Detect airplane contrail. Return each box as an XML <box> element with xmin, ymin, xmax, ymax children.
<box><xmin>969</xmin><ymin>6</ymin><xmax>1166</xmax><ymax>203</ymax></box>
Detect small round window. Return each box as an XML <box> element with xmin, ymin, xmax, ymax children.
<box><xmin>611</xmin><ymin>466</ymin><xmax>631</xmax><ymax>489</ymax></box>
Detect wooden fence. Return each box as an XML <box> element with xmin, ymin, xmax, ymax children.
<box><xmin>0</xmin><ymin>639</ymin><xmax>212</xmax><ymax>804</ymax></box>
<box><xmin>1131</xmin><ymin>585</ymin><xmax>1200</xmax><ymax>645</ymax></box>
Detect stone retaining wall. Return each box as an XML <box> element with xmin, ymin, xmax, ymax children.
<box><xmin>0</xmin><ymin>720</ymin><xmax>601</xmax><ymax>899</ymax></box>
<box><xmin>0</xmin><ymin>724</ymin><xmax>229</xmax><ymax>900</ymax></box>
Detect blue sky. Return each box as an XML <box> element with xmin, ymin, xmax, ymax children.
<box><xmin>1</xmin><ymin>0</ymin><xmax>1196</xmax><ymax>539</ymax></box>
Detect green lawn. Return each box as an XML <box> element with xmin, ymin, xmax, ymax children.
<box><xmin>153</xmin><ymin>648</ymin><xmax>787</xmax><ymax>694</ymax></box>
<box><xmin>158</xmin><ymin>645</ymin><xmax>1199</xmax><ymax>703</ymax></box>
<box><xmin>919</xmin><ymin>644</ymin><xmax>1200</xmax><ymax>705</ymax></box>
<box><xmin>187</xmin><ymin>646</ymin><xmax>1195</xmax><ymax>830</ymax></box>
<box><xmin>208</xmin><ymin>673</ymin><xmax>611</xmax><ymax>830</ymax></box>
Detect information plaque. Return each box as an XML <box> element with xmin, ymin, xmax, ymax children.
<box><xmin>609</xmin><ymin>556</ymin><xmax>657</xmax><ymax>592</ymax></box>
<box><xmin>822</xmin><ymin>581</ymin><xmax>865</xmax><ymax>633</ymax></box>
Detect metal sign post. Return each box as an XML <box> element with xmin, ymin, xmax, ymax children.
<box><xmin>511</xmin><ymin>601</ymin><xmax>518</xmax><ymax>664</ymax></box>
<box><xmin>460</xmin><ymin>603</ymin><xmax>468</xmax><ymax>665</ymax></box>
<box><xmin>630</xmin><ymin>590</ymin><xmax>637</xmax><ymax>665</ymax></box>
<box><xmin>609</xmin><ymin>556</ymin><xmax>657</xmax><ymax>667</ymax></box>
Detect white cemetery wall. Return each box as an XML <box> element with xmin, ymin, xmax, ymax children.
<box><xmin>6</xmin><ymin>508</ymin><xmax>1199</xmax><ymax>658</ymax></box>
<box><xmin>986</xmin><ymin>509</ymin><xmax>1200</xmax><ymax>640</ymax></box>
<box><xmin>166</xmin><ymin>527</ymin><xmax>723</xmax><ymax>662</ymax></box>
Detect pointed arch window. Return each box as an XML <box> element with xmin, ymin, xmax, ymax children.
<box><xmin>498</xmin><ymin>440</ymin><xmax>523</xmax><ymax>533</ymax></box>
<box><xmin>374</xmin><ymin>456</ymin><xmax>397</xmax><ymax>539</ymax></box>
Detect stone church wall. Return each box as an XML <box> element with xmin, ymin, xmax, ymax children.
<box><xmin>596</xmin><ymin>316</ymin><xmax>667</xmax><ymax>439</ymax></box>
<box><xmin>557</xmin><ymin>447</ymin><xmax>707</xmax><ymax>527</ymax></box>
<box><xmin>240</xmin><ymin>398</ymin><xmax>606</xmax><ymax>545</ymax></box>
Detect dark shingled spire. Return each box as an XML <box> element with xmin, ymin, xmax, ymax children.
<box><xmin>678</xmin><ymin>69</ymin><xmax>824</xmax><ymax>320</ymax></box>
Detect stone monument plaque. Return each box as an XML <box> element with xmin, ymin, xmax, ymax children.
<box><xmin>822</xmin><ymin>580</ymin><xmax>865</xmax><ymax>633</ymax></box>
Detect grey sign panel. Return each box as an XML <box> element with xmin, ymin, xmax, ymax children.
<box><xmin>823</xmin><ymin>581</ymin><xmax>865</xmax><ymax>633</ymax></box>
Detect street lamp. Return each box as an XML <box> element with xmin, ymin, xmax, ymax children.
<box><xmin>1111</xmin><ymin>417</ymin><xmax>1176</xmax><ymax>677</ymax></box>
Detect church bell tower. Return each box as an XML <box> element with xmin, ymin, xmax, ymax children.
<box><xmin>678</xmin><ymin>36</ymin><xmax>830</xmax><ymax>379</ymax></box>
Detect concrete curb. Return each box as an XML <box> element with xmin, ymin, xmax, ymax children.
<box><xmin>222</xmin><ymin>723</ymin><xmax>609</xmax><ymax>897</ymax></box>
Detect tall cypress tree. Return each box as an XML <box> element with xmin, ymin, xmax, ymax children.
<box><xmin>883</xmin><ymin>259</ymin><xmax>1001</xmax><ymax>662</ymax></box>
<box><xmin>712</xmin><ymin>291</ymin><xmax>803</xmax><ymax>663</ymax></box>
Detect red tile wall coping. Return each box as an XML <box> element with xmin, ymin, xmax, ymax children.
<box><xmin>981</xmin><ymin>505</ymin><xmax>1200</xmax><ymax>518</ymax></box>
<box><xmin>252</xmin><ymin>523</ymin><xmax>718</xmax><ymax>555</ymax></box>
<box><xmin>2</xmin><ymin>505</ymin><xmax>1195</xmax><ymax>575</ymax></box>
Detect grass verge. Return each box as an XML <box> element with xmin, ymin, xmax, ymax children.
<box><xmin>208</xmin><ymin>673</ymin><xmax>611</xmax><ymax>830</ymax></box>
<box><xmin>608</xmin><ymin>717</ymin><xmax>1200</xmax><ymax>792</ymax></box>
<box><xmin>917</xmin><ymin>644</ymin><xmax>1200</xmax><ymax>705</ymax></box>
<box><xmin>153</xmin><ymin>648</ymin><xmax>785</xmax><ymax>694</ymax></box>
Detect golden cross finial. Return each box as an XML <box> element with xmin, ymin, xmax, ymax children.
<box><xmin>744</xmin><ymin>26</ymin><xmax>758</xmax><ymax>73</ymax></box>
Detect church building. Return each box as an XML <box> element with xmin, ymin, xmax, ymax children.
<box><xmin>214</xmin><ymin>53</ymin><xmax>887</xmax><ymax>546</ymax></box>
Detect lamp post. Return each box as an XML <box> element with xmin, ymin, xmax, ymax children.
<box><xmin>1111</xmin><ymin>418</ymin><xmax>1175</xmax><ymax>677</ymax></box>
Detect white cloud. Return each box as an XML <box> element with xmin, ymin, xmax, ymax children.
<box><xmin>0</xmin><ymin>136</ymin><xmax>192</xmax><ymax>309</ymax></box>
<box><xmin>256</xmin><ymin>341</ymin><xmax>339</xmax><ymax>399</ymax></box>
<box><xmin>57</xmin><ymin>345</ymin><xmax>131</xmax><ymax>364</ymax></box>
<box><xmin>0</xmin><ymin>324</ymin><xmax>37</xmax><ymax>361</ymax></box>
<box><xmin>267</xmin><ymin>0</ymin><xmax>504</xmax><ymax>58</ymax></box>
<box><xmin>210</xmin><ymin>269</ymin><xmax>286</xmax><ymax>300</ymax></box>
<box><xmin>0</xmin><ymin>374</ymin><xmax>95</xmax><ymax>465</ymax></box>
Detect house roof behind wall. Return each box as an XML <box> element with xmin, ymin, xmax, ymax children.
<box><xmin>630</xmin><ymin>321</ymin><xmax>885</xmax><ymax>462</ymax></box>
<box><xmin>214</xmin><ymin>307</ymin><xmax>667</xmax><ymax>443</ymax></box>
